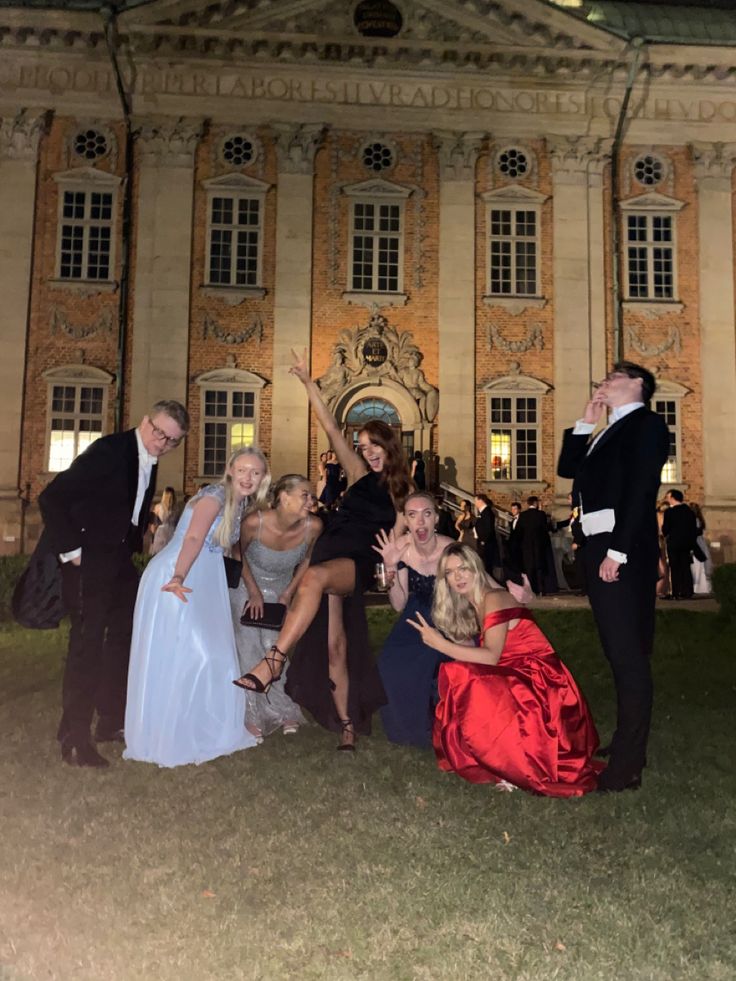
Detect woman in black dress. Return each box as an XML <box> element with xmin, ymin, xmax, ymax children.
<box><xmin>234</xmin><ymin>349</ymin><xmax>413</xmax><ymax>749</ymax></box>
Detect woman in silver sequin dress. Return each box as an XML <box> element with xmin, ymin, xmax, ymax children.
<box><xmin>230</xmin><ymin>474</ymin><xmax>322</xmax><ymax>740</ymax></box>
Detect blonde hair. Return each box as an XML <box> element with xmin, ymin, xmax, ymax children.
<box><xmin>270</xmin><ymin>473</ymin><xmax>310</xmax><ymax>508</ymax></box>
<box><xmin>431</xmin><ymin>543</ymin><xmax>499</xmax><ymax>643</ymax></box>
<box><xmin>213</xmin><ymin>446</ymin><xmax>271</xmax><ymax>547</ymax></box>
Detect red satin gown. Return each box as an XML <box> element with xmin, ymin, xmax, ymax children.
<box><xmin>433</xmin><ymin>607</ymin><xmax>603</xmax><ymax>797</ymax></box>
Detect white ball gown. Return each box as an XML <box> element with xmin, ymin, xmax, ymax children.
<box><xmin>124</xmin><ymin>484</ymin><xmax>258</xmax><ymax>767</ymax></box>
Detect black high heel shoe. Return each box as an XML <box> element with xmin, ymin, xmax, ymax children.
<box><xmin>233</xmin><ymin>645</ymin><xmax>286</xmax><ymax>695</ymax></box>
<box><xmin>337</xmin><ymin>718</ymin><xmax>357</xmax><ymax>753</ymax></box>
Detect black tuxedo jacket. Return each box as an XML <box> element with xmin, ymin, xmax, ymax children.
<box><xmin>475</xmin><ymin>506</ymin><xmax>495</xmax><ymax>546</ymax></box>
<box><xmin>662</xmin><ymin>503</ymin><xmax>697</xmax><ymax>550</ymax></box>
<box><xmin>557</xmin><ymin>407</ymin><xmax>670</xmax><ymax>561</ymax></box>
<box><xmin>39</xmin><ymin>429</ymin><xmax>157</xmax><ymax>556</ymax></box>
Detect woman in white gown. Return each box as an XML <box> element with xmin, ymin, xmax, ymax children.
<box><xmin>124</xmin><ymin>447</ymin><xmax>270</xmax><ymax>767</ymax></box>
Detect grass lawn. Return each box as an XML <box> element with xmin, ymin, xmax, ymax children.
<box><xmin>0</xmin><ymin>609</ymin><xmax>734</xmax><ymax>981</ymax></box>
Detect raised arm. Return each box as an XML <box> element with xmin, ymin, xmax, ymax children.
<box><xmin>290</xmin><ymin>348</ymin><xmax>366</xmax><ymax>486</ymax></box>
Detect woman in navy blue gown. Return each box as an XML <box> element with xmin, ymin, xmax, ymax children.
<box><xmin>374</xmin><ymin>492</ymin><xmax>454</xmax><ymax>748</ymax></box>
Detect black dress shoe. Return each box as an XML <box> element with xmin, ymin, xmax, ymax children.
<box><xmin>94</xmin><ymin>726</ymin><xmax>125</xmax><ymax>743</ymax></box>
<box><xmin>61</xmin><ymin>737</ymin><xmax>109</xmax><ymax>768</ymax></box>
<box><xmin>596</xmin><ymin>774</ymin><xmax>641</xmax><ymax>793</ymax></box>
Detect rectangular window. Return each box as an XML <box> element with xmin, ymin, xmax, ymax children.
<box><xmin>626</xmin><ymin>213</ymin><xmax>675</xmax><ymax>300</ymax></box>
<box><xmin>48</xmin><ymin>384</ymin><xmax>104</xmax><ymax>471</ymax></box>
<box><xmin>350</xmin><ymin>201</ymin><xmax>401</xmax><ymax>292</ymax></box>
<box><xmin>202</xmin><ymin>389</ymin><xmax>257</xmax><ymax>477</ymax></box>
<box><xmin>207</xmin><ymin>195</ymin><xmax>261</xmax><ymax>287</ymax></box>
<box><xmin>58</xmin><ymin>190</ymin><xmax>114</xmax><ymax>281</ymax></box>
<box><xmin>489</xmin><ymin>208</ymin><xmax>538</xmax><ymax>296</ymax></box>
<box><xmin>654</xmin><ymin>397</ymin><xmax>679</xmax><ymax>482</ymax></box>
<box><xmin>489</xmin><ymin>395</ymin><xmax>538</xmax><ymax>480</ymax></box>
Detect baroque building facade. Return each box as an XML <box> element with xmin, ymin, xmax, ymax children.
<box><xmin>1</xmin><ymin>0</ymin><xmax>735</xmax><ymax>559</ymax></box>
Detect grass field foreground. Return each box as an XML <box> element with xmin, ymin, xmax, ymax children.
<box><xmin>0</xmin><ymin>609</ymin><xmax>734</xmax><ymax>981</ymax></box>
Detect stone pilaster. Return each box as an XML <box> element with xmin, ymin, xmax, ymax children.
<box><xmin>270</xmin><ymin>123</ymin><xmax>324</xmax><ymax>478</ymax></box>
<box><xmin>550</xmin><ymin>136</ymin><xmax>611</xmax><ymax>501</ymax></box>
<box><xmin>692</xmin><ymin>141</ymin><xmax>736</xmax><ymax>523</ymax></box>
<box><xmin>129</xmin><ymin>116</ymin><xmax>203</xmax><ymax>491</ymax></box>
<box><xmin>435</xmin><ymin>131</ymin><xmax>485</xmax><ymax>492</ymax></box>
<box><xmin>0</xmin><ymin>109</ymin><xmax>45</xmax><ymax>553</ymax></box>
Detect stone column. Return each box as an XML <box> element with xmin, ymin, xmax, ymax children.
<box><xmin>550</xmin><ymin>137</ymin><xmax>610</xmax><ymax>501</ymax></box>
<box><xmin>129</xmin><ymin>117</ymin><xmax>202</xmax><ymax>491</ymax></box>
<box><xmin>435</xmin><ymin>131</ymin><xmax>485</xmax><ymax>493</ymax></box>
<box><xmin>270</xmin><ymin>123</ymin><xmax>324</xmax><ymax>478</ymax></box>
<box><xmin>0</xmin><ymin>109</ymin><xmax>44</xmax><ymax>552</ymax></box>
<box><xmin>692</xmin><ymin>142</ymin><xmax>736</xmax><ymax>528</ymax></box>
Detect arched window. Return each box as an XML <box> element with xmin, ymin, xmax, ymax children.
<box><xmin>346</xmin><ymin>398</ymin><xmax>400</xmax><ymax>427</ymax></box>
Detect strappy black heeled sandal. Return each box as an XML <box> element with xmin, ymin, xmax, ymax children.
<box><xmin>337</xmin><ymin>717</ymin><xmax>357</xmax><ymax>753</ymax></box>
<box><xmin>233</xmin><ymin>645</ymin><xmax>286</xmax><ymax>696</ymax></box>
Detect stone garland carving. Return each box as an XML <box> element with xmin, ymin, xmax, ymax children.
<box><xmin>625</xmin><ymin>323</ymin><xmax>681</xmax><ymax>358</ymax></box>
<box><xmin>134</xmin><ymin>117</ymin><xmax>204</xmax><ymax>166</ymax></box>
<box><xmin>411</xmin><ymin>138</ymin><xmax>427</xmax><ymax>291</ymax></box>
<box><xmin>549</xmin><ymin>136</ymin><xmax>611</xmax><ymax>183</ymax></box>
<box><xmin>317</xmin><ymin>307</ymin><xmax>439</xmax><ymax>422</ymax></box>
<box><xmin>487</xmin><ymin>322</ymin><xmax>544</xmax><ymax>354</ymax></box>
<box><xmin>203</xmin><ymin>313</ymin><xmax>264</xmax><ymax>345</ymax></box>
<box><xmin>50</xmin><ymin>308</ymin><xmax>114</xmax><ymax>339</ymax></box>
<box><xmin>272</xmin><ymin>123</ymin><xmax>325</xmax><ymax>175</ymax></box>
<box><xmin>0</xmin><ymin>109</ymin><xmax>45</xmax><ymax>161</ymax></box>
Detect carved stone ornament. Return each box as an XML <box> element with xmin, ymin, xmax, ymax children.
<box><xmin>203</xmin><ymin>313</ymin><xmax>264</xmax><ymax>346</ymax></box>
<box><xmin>272</xmin><ymin>123</ymin><xmax>325</xmax><ymax>175</ymax></box>
<box><xmin>0</xmin><ymin>109</ymin><xmax>45</xmax><ymax>161</ymax></box>
<box><xmin>317</xmin><ymin>307</ymin><xmax>439</xmax><ymax>422</ymax></box>
<box><xmin>134</xmin><ymin>117</ymin><xmax>204</xmax><ymax>166</ymax></box>
<box><xmin>50</xmin><ymin>308</ymin><xmax>114</xmax><ymax>340</ymax></box>
<box><xmin>434</xmin><ymin>131</ymin><xmax>486</xmax><ymax>182</ymax></box>
<box><xmin>487</xmin><ymin>322</ymin><xmax>544</xmax><ymax>354</ymax></box>
<box><xmin>626</xmin><ymin>323</ymin><xmax>681</xmax><ymax>358</ymax></box>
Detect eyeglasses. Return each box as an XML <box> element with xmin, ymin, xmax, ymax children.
<box><xmin>148</xmin><ymin>418</ymin><xmax>184</xmax><ymax>447</ymax></box>
<box><xmin>592</xmin><ymin>372</ymin><xmax>629</xmax><ymax>390</ymax></box>
<box><xmin>444</xmin><ymin>564</ymin><xmax>473</xmax><ymax>580</ymax></box>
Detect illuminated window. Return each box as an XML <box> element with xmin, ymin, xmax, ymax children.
<box><xmin>43</xmin><ymin>365</ymin><xmax>112</xmax><ymax>472</ymax></box>
<box><xmin>196</xmin><ymin>369</ymin><xmax>265</xmax><ymax>478</ymax></box>
<box><xmin>653</xmin><ymin>381</ymin><xmax>687</xmax><ymax>483</ymax></box>
<box><xmin>483</xmin><ymin>374</ymin><xmax>550</xmax><ymax>482</ymax></box>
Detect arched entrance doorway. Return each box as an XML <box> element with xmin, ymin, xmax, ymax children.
<box><xmin>345</xmin><ymin>396</ymin><xmax>414</xmax><ymax>459</ymax></box>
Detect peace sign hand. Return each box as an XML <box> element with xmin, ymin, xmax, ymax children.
<box><xmin>289</xmin><ymin>347</ymin><xmax>311</xmax><ymax>385</ymax></box>
<box><xmin>406</xmin><ymin>611</ymin><xmax>445</xmax><ymax>653</ymax></box>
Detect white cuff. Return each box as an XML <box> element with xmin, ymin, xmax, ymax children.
<box><xmin>59</xmin><ymin>548</ymin><xmax>82</xmax><ymax>563</ymax></box>
<box><xmin>607</xmin><ymin>548</ymin><xmax>627</xmax><ymax>565</ymax></box>
<box><xmin>573</xmin><ymin>420</ymin><xmax>596</xmax><ymax>435</ymax></box>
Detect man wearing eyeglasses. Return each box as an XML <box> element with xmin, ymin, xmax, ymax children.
<box><xmin>558</xmin><ymin>362</ymin><xmax>669</xmax><ymax>792</ymax></box>
<box><xmin>39</xmin><ymin>401</ymin><xmax>190</xmax><ymax>767</ymax></box>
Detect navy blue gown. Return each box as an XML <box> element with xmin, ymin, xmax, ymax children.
<box><xmin>378</xmin><ymin>563</ymin><xmax>450</xmax><ymax>748</ymax></box>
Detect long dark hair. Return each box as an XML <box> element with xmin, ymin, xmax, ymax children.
<box><xmin>359</xmin><ymin>420</ymin><xmax>413</xmax><ymax>509</ymax></box>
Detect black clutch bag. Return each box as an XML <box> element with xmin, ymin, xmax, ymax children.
<box><xmin>223</xmin><ymin>556</ymin><xmax>243</xmax><ymax>589</ymax></box>
<box><xmin>240</xmin><ymin>602</ymin><xmax>287</xmax><ymax>630</ymax></box>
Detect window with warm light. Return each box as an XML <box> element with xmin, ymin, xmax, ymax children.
<box><xmin>489</xmin><ymin>396</ymin><xmax>539</xmax><ymax>481</ymax></box>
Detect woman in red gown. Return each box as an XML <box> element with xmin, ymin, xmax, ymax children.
<box><xmin>408</xmin><ymin>543</ymin><xmax>603</xmax><ymax>797</ymax></box>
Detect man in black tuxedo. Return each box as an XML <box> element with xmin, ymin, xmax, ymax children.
<box><xmin>661</xmin><ymin>489</ymin><xmax>698</xmax><ymax>599</ymax></box>
<box><xmin>558</xmin><ymin>362</ymin><xmax>669</xmax><ymax>792</ymax></box>
<box><xmin>474</xmin><ymin>493</ymin><xmax>499</xmax><ymax>576</ymax></box>
<box><xmin>514</xmin><ymin>496</ymin><xmax>552</xmax><ymax>595</ymax></box>
<box><xmin>39</xmin><ymin>400</ymin><xmax>189</xmax><ymax>767</ymax></box>
<box><xmin>503</xmin><ymin>500</ymin><xmax>523</xmax><ymax>577</ymax></box>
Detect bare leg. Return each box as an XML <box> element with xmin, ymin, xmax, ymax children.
<box><xmin>236</xmin><ymin>558</ymin><xmax>356</xmax><ymax>691</ymax></box>
<box><xmin>327</xmin><ymin>594</ymin><xmax>354</xmax><ymax>748</ymax></box>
